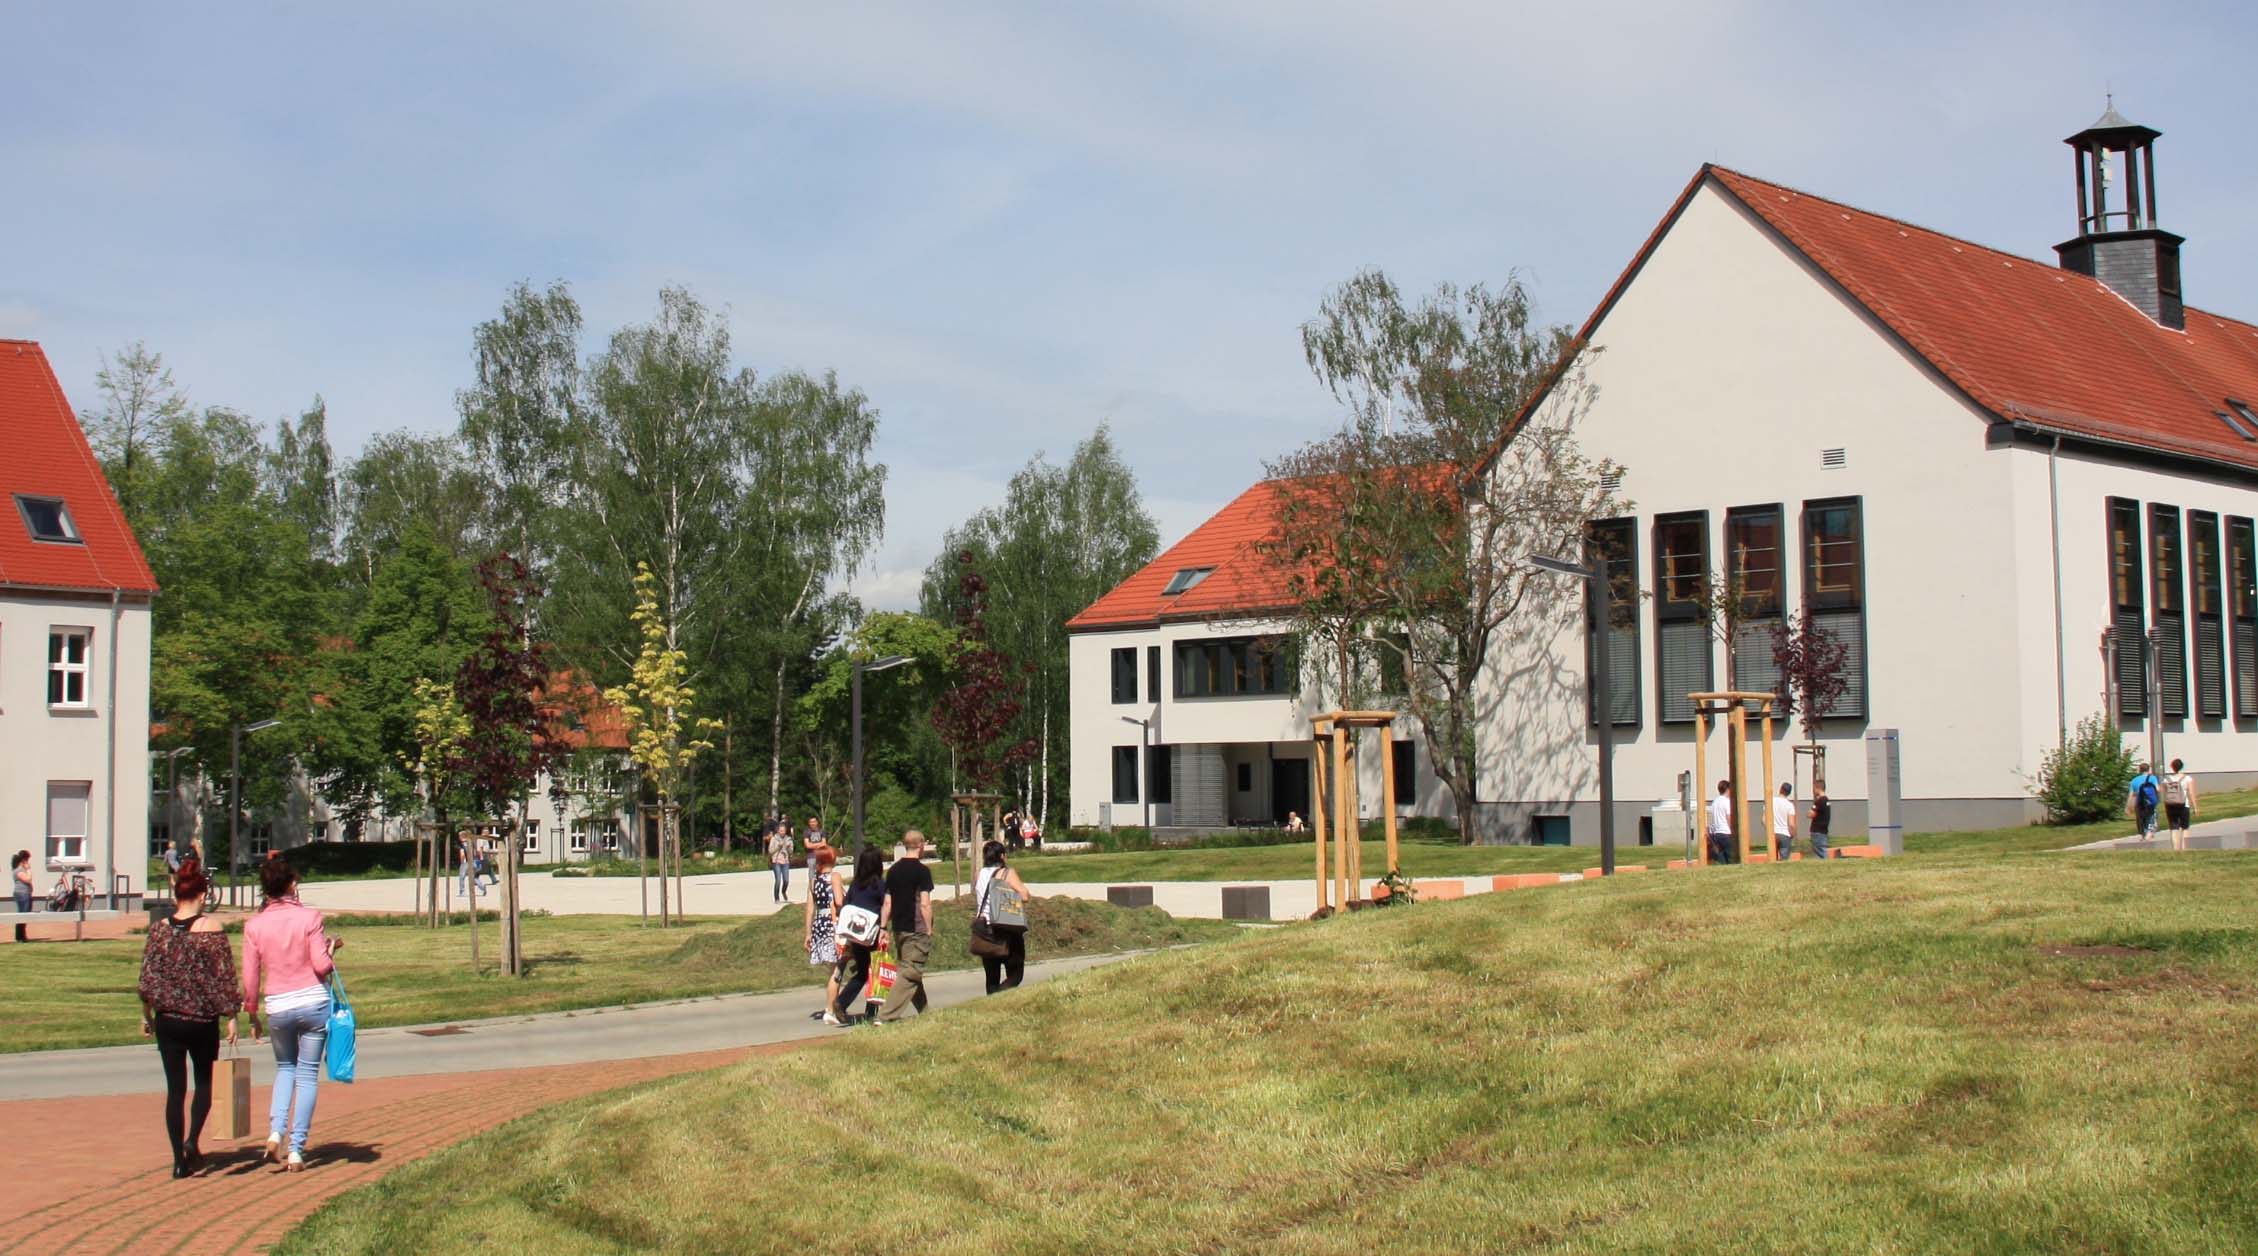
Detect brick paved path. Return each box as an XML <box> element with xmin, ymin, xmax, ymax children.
<box><xmin>0</xmin><ymin>1043</ymin><xmax>797</xmax><ymax>1255</ymax></box>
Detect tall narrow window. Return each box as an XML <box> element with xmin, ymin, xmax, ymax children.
<box><xmin>2108</xmin><ymin>498</ymin><xmax>2146</xmax><ymax>717</ymax></box>
<box><xmin>1725</xmin><ymin>505</ymin><xmax>1785</xmax><ymax>697</ymax></box>
<box><xmin>2230</xmin><ymin>517</ymin><xmax>2258</xmax><ymax>718</ymax></box>
<box><xmin>1391</xmin><ymin>740</ymin><xmax>1417</xmax><ymax>798</ymax></box>
<box><xmin>48</xmin><ymin>628</ymin><xmax>91</xmax><ymax>708</ymax></box>
<box><xmin>1110</xmin><ymin>647</ymin><xmax>1138</xmax><ymax>704</ymax></box>
<box><xmin>1652</xmin><ymin>512</ymin><xmax>1711</xmax><ymax>723</ymax></box>
<box><xmin>1146</xmin><ymin>645</ymin><xmax>1160</xmax><ymax>703</ymax></box>
<box><xmin>1111</xmin><ymin>746</ymin><xmax>1140</xmax><ymax>805</ymax></box>
<box><xmin>1801</xmin><ymin>498</ymin><xmax>1867</xmax><ymax>718</ymax></box>
<box><xmin>2150</xmin><ymin>504</ymin><xmax>2188</xmax><ymax>718</ymax></box>
<box><xmin>47</xmin><ymin>782</ymin><xmax>91</xmax><ymax>866</ymax></box>
<box><xmin>2189</xmin><ymin>511</ymin><xmax>2226</xmax><ymax>719</ymax></box>
<box><xmin>1147</xmin><ymin>744</ymin><xmax>1173</xmax><ymax>805</ymax></box>
<box><xmin>1586</xmin><ymin>518</ymin><xmax>1640</xmax><ymax>726</ymax></box>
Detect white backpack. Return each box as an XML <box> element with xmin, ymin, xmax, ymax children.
<box><xmin>2161</xmin><ymin>775</ymin><xmax>2189</xmax><ymax>806</ymax></box>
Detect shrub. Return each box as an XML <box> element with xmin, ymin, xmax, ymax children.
<box><xmin>2032</xmin><ymin>712</ymin><xmax>2138</xmax><ymax>824</ymax></box>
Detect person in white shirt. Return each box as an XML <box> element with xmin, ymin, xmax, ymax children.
<box><xmin>1770</xmin><ymin>783</ymin><xmax>1797</xmax><ymax>861</ymax></box>
<box><xmin>1705</xmin><ymin>780</ymin><xmax>1734</xmax><ymax>865</ymax></box>
<box><xmin>2160</xmin><ymin>758</ymin><xmax>2199</xmax><ymax>852</ymax></box>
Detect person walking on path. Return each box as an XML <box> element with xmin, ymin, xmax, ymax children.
<box><xmin>973</xmin><ymin>840</ymin><xmax>1031</xmax><ymax>994</ymax></box>
<box><xmin>2126</xmin><ymin>763</ymin><xmax>2161</xmax><ymax>844</ymax></box>
<box><xmin>137</xmin><ymin>858</ymin><xmax>240</xmax><ymax>1178</ymax></box>
<box><xmin>11</xmin><ymin>850</ymin><xmax>31</xmax><ymax>943</ymax></box>
<box><xmin>1705</xmin><ymin>780</ymin><xmax>1735</xmax><ymax>865</ymax></box>
<box><xmin>1807</xmin><ymin>786</ymin><xmax>1832</xmax><ymax>861</ymax></box>
<box><xmin>1769</xmin><ymin>783</ymin><xmax>1797</xmax><ymax>862</ymax></box>
<box><xmin>243</xmin><ymin>856</ymin><xmax>343</xmax><ymax>1172</ymax></box>
<box><xmin>767</xmin><ymin>825</ymin><xmax>794</xmax><ymax>905</ymax></box>
<box><xmin>832</xmin><ymin>843</ymin><xmax>886</xmax><ymax>1025</ymax></box>
<box><xmin>875</xmin><ymin>830</ymin><xmax>935</xmax><ymax>1023</ymax></box>
<box><xmin>456</xmin><ymin>832</ymin><xmax>476</xmax><ymax>900</ymax></box>
<box><xmin>804</xmin><ymin>846</ymin><xmax>842</xmax><ymax>1023</ymax></box>
<box><xmin>2161</xmin><ymin>758</ymin><xmax>2199</xmax><ymax>851</ymax></box>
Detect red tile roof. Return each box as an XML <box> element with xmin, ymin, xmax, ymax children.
<box><xmin>540</xmin><ymin>671</ymin><xmax>631</xmax><ymax>751</ymax></box>
<box><xmin>0</xmin><ymin>340</ymin><xmax>158</xmax><ymax>595</ymax></box>
<box><xmin>1067</xmin><ymin>480</ymin><xmax>1304</xmax><ymax>631</ymax></box>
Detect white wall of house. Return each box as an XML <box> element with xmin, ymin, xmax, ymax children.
<box><xmin>1</xmin><ymin>592</ymin><xmax>150</xmax><ymax>902</ymax></box>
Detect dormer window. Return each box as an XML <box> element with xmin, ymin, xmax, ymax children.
<box><xmin>15</xmin><ymin>495</ymin><xmax>80</xmax><ymax>544</ymax></box>
<box><xmin>1161</xmin><ymin>567</ymin><xmax>1212</xmax><ymax>596</ymax></box>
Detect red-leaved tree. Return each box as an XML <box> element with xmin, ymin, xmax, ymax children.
<box><xmin>1770</xmin><ymin>607</ymin><xmax>1851</xmax><ymax>749</ymax></box>
<box><xmin>456</xmin><ymin>553</ymin><xmax>563</xmax><ymax>976</ymax></box>
<box><xmin>931</xmin><ymin>551</ymin><xmax>1039</xmax><ymax>792</ymax></box>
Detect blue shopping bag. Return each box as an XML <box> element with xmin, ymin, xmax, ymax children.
<box><xmin>326</xmin><ymin>971</ymin><xmax>357</xmax><ymax>1083</ymax></box>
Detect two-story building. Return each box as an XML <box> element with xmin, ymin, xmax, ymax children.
<box><xmin>1072</xmin><ymin>111</ymin><xmax>2258</xmax><ymax>843</ymax></box>
<box><xmin>2</xmin><ymin>339</ymin><xmax>156</xmax><ymax>904</ymax></box>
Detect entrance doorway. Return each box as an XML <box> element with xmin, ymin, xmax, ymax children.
<box><xmin>1271</xmin><ymin>757</ymin><xmax>1310</xmax><ymax>825</ymax></box>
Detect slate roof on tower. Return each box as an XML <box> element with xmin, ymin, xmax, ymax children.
<box><xmin>1490</xmin><ymin>165</ymin><xmax>2258</xmax><ymax>475</ymax></box>
<box><xmin>0</xmin><ymin>340</ymin><xmax>159</xmax><ymax>595</ymax></box>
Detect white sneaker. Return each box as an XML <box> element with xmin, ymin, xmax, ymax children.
<box><xmin>821</xmin><ymin>1012</ymin><xmax>846</xmax><ymax>1027</ymax></box>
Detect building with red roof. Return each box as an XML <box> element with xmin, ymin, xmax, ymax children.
<box><xmin>1073</xmin><ymin>111</ymin><xmax>2258</xmax><ymax>843</ymax></box>
<box><xmin>1</xmin><ymin>340</ymin><xmax>157</xmax><ymax>909</ymax></box>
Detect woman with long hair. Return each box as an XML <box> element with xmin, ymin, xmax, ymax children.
<box><xmin>974</xmin><ymin>840</ymin><xmax>1031</xmax><ymax>994</ymax></box>
<box><xmin>10</xmin><ymin>850</ymin><xmax>31</xmax><ymax>943</ymax></box>
<box><xmin>831</xmin><ymin>843</ymin><xmax>886</xmax><ymax>1026</ymax></box>
<box><xmin>242</xmin><ymin>856</ymin><xmax>342</xmax><ymax>1171</ymax></box>
<box><xmin>136</xmin><ymin>858</ymin><xmax>239</xmax><ymax>1177</ymax></box>
<box><xmin>804</xmin><ymin>845</ymin><xmax>842</xmax><ymax>1023</ymax></box>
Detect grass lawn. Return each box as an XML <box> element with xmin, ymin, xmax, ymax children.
<box><xmin>1015</xmin><ymin>836</ymin><xmax>1595</xmax><ymax>883</ymax></box>
<box><xmin>285</xmin><ymin>830</ymin><xmax>2258</xmax><ymax>1253</ymax></box>
<box><xmin>0</xmin><ymin>898</ymin><xmax>1239</xmax><ymax>1054</ymax></box>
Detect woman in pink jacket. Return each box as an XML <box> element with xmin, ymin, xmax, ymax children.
<box><xmin>242</xmin><ymin>856</ymin><xmax>343</xmax><ymax>1171</ymax></box>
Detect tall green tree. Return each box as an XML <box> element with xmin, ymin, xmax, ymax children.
<box><xmin>79</xmin><ymin>341</ymin><xmax>188</xmax><ymax>523</ymax></box>
<box><xmin>340</xmin><ymin>430</ymin><xmax>487</xmax><ymax>590</ymax></box>
<box><xmin>457</xmin><ymin>281</ymin><xmax>583</xmax><ymax>572</ymax></box>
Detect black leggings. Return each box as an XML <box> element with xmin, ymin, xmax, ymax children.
<box><xmin>154</xmin><ymin>1014</ymin><xmax>219</xmax><ymax>1158</ymax></box>
<box><xmin>834</xmin><ymin>942</ymin><xmax>874</xmax><ymax>1020</ymax></box>
<box><xmin>981</xmin><ymin>931</ymin><xmax>1026</xmax><ymax>994</ymax></box>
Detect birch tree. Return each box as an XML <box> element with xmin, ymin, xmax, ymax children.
<box><xmin>457</xmin><ymin>281</ymin><xmax>583</xmax><ymax>574</ymax></box>
<box><xmin>79</xmin><ymin>341</ymin><xmax>188</xmax><ymax>523</ymax></box>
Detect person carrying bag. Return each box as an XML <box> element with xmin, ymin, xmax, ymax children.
<box><xmin>326</xmin><ymin>969</ymin><xmax>357</xmax><ymax>1083</ymax></box>
<box><xmin>971</xmin><ymin>840</ymin><xmax>1031</xmax><ymax>994</ymax></box>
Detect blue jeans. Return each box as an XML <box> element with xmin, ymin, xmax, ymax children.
<box><xmin>1809</xmin><ymin>829</ymin><xmax>1829</xmax><ymax>860</ymax></box>
<box><xmin>267</xmin><ymin>999</ymin><xmax>331</xmax><ymax>1154</ymax></box>
<box><xmin>771</xmin><ymin>863</ymin><xmax>789</xmax><ymax>901</ymax></box>
<box><xmin>2136</xmin><ymin>803</ymin><xmax>2158</xmax><ymax>838</ymax></box>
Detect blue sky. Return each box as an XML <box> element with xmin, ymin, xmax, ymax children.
<box><xmin>4</xmin><ymin>1</ymin><xmax>2252</xmax><ymax>607</ymax></box>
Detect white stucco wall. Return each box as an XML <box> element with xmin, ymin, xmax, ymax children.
<box><xmin>1477</xmin><ymin>181</ymin><xmax>2032</xmax><ymax>836</ymax></box>
<box><xmin>0</xmin><ymin>592</ymin><xmax>150</xmax><ymax>902</ymax></box>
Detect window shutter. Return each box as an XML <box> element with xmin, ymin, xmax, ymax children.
<box><xmin>1731</xmin><ymin>622</ymin><xmax>1783</xmax><ymax>700</ymax></box>
<box><xmin>2197</xmin><ymin>628</ymin><xmax>2227</xmax><ymax>718</ymax></box>
<box><xmin>1813</xmin><ymin>610</ymin><xmax>1867</xmax><ymax>719</ymax></box>
<box><xmin>2236</xmin><ymin>620</ymin><xmax>2258</xmax><ymax>716</ymax></box>
<box><xmin>2113</xmin><ymin>611</ymin><xmax>2147</xmax><ymax>716</ymax></box>
<box><xmin>1657</xmin><ymin>620</ymin><xmax>1710</xmax><ymax>723</ymax></box>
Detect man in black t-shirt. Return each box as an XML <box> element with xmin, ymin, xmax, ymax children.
<box><xmin>1808</xmin><ymin>787</ymin><xmax>1832</xmax><ymax>861</ymax></box>
<box><xmin>876</xmin><ymin>831</ymin><xmax>936</xmax><ymax>1021</ymax></box>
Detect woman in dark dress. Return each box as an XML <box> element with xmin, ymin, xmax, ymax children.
<box><xmin>136</xmin><ymin>858</ymin><xmax>240</xmax><ymax>1177</ymax></box>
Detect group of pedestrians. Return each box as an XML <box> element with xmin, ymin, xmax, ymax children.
<box><xmin>2127</xmin><ymin>759</ymin><xmax>2201</xmax><ymax>850</ymax></box>
<box><xmin>134</xmin><ymin>853</ymin><xmax>345</xmax><ymax>1178</ymax></box>
<box><xmin>798</xmin><ymin>829</ymin><xmax>1031</xmax><ymax>1027</ymax></box>
<box><xmin>1703</xmin><ymin>780</ymin><xmax>1832</xmax><ymax>863</ymax></box>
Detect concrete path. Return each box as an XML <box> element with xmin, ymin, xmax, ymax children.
<box><xmin>0</xmin><ymin>950</ymin><xmax>1142</xmax><ymax>1255</ymax></box>
<box><xmin>2063</xmin><ymin>810</ymin><xmax>2258</xmax><ymax>851</ymax></box>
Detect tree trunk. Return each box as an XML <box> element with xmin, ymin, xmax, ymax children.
<box><xmin>768</xmin><ymin>655</ymin><xmax>788</xmax><ymax>816</ymax></box>
<box><xmin>657</xmin><ymin>802</ymin><xmax>672</xmax><ymax>927</ymax></box>
<box><xmin>1038</xmin><ymin>710</ymin><xmax>1050</xmax><ymax>830</ymax></box>
<box><xmin>722</xmin><ymin>722</ymin><xmax>733</xmax><ymax>854</ymax></box>
<box><xmin>505</xmin><ymin>804</ymin><xmax>525</xmax><ymax>975</ymax></box>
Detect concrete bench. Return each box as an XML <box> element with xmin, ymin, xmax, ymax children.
<box><xmin>1105</xmin><ymin>885</ymin><xmax>1154</xmax><ymax>909</ymax></box>
<box><xmin>1413</xmin><ymin>880</ymin><xmax>1465</xmax><ymax>900</ymax></box>
<box><xmin>1219</xmin><ymin>885</ymin><xmax>1271</xmax><ymax>921</ymax></box>
<box><xmin>5</xmin><ymin>906</ymin><xmax>132</xmax><ymax>943</ymax></box>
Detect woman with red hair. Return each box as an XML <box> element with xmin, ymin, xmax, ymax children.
<box><xmin>136</xmin><ymin>858</ymin><xmax>240</xmax><ymax>1177</ymax></box>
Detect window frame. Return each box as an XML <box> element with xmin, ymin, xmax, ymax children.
<box><xmin>1391</xmin><ymin>739</ymin><xmax>1416</xmax><ymax>799</ymax></box>
<box><xmin>1161</xmin><ymin>567</ymin><xmax>1212</xmax><ymax>596</ymax></box>
<box><xmin>569</xmin><ymin>820</ymin><xmax>591</xmax><ymax>854</ymax></box>
<box><xmin>1111</xmin><ymin>745</ymin><xmax>1140</xmax><ymax>805</ymax></box>
<box><xmin>1799</xmin><ymin>496</ymin><xmax>1869</xmax><ymax>720</ymax></box>
<box><xmin>1147</xmin><ymin>744</ymin><xmax>1172</xmax><ymax>806</ymax></box>
<box><xmin>2150</xmin><ymin>503</ymin><xmax>2188</xmax><ymax>718</ymax></box>
<box><xmin>2189</xmin><ymin>510</ymin><xmax>2227</xmax><ymax>720</ymax></box>
<box><xmin>14</xmin><ymin>494</ymin><xmax>82</xmax><ymax>545</ymax></box>
<box><xmin>2229</xmin><ymin>516</ymin><xmax>2258</xmax><ymax>719</ymax></box>
<box><xmin>1725</xmin><ymin>504</ymin><xmax>1787</xmax><ymax>695</ymax></box>
<box><xmin>48</xmin><ymin>626</ymin><xmax>93</xmax><ymax>709</ymax></box>
<box><xmin>1146</xmin><ymin>645</ymin><xmax>1161</xmax><ymax>704</ymax></box>
<box><xmin>1110</xmin><ymin>647</ymin><xmax>1138</xmax><ymax>705</ymax></box>
<box><xmin>2109</xmin><ymin>497</ymin><xmax>2147</xmax><ymax>717</ymax></box>
<box><xmin>1652</xmin><ymin>511</ymin><xmax>1711</xmax><ymax>725</ymax></box>
<box><xmin>1585</xmin><ymin>517</ymin><xmax>1641</xmax><ymax>727</ymax></box>
<box><xmin>46</xmin><ymin>781</ymin><xmax>92</xmax><ymax>867</ymax></box>
<box><xmin>1173</xmin><ymin>635</ymin><xmax>1294</xmax><ymax>700</ymax></box>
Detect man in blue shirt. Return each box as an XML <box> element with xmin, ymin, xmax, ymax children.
<box><xmin>2126</xmin><ymin>763</ymin><xmax>2161</xmax><ymax>843</ymax></box>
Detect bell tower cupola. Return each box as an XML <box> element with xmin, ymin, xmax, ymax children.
<box><xmin>2054</xmin><ymin>102</ymin><xmax>2184</xmax><ymax>329</ymax></box>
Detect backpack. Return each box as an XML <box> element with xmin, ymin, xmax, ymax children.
<box><xmin>2161</xmin><ymin>775</ymin><xmax>2187</xmax><ymax>806</ymax></box>
<box><xmin>2137</xmin><ymin>778</ymin><xmax>2159</xmax><ymax>808</ymax></box>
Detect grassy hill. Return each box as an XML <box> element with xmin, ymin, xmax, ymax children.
<box><xmin>283</xmin><ymin>849</ymin><xmax>2258</xmax><ymax>1254</ymax></box>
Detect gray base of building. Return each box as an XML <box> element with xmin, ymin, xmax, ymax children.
<box><xmin>1468</xmin><ymin>796</ymin><xmax>2047</xmax><ymax>848</ymax></box>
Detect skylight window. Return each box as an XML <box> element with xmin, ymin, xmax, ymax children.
<box><xmin>1161</xmin><ymin>567</ymin><xmax>1213</xmax><ymax>596</ymax></box>
<box><xmin>14</xmin><ymin>495</ymin><xmax>80</xmax><ymax>544</ymax></box>
<box><xmin>2219</xmin><ymin>409</ymin><xmax>2258</xmax><ymax>443</ymax></box>
<box><xmin>2231</xmin><ymin>401</ymin><xmax>2258</xmax><ymax>438</ymax></box>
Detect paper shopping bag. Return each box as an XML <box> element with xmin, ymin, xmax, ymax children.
<box><xmin>222</xmin><ymin>1047</ymin><xmax>252</xmax><ymax>1140</ymax></box>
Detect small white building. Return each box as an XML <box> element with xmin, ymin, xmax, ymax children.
<box><xmin>1</xmin><ymin>339</ymin><xmax>156</xmax><ymax>904</ymax></box>
<box><xmin>1072</xmin><ymin>112</ymin><xmax>2258</xmax><ymax>844</ymax></box>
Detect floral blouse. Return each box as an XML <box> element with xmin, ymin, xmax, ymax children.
<box><xmin>138</xmin><ymin>916</ymin><xmax>241</xmax><ymax>1020</ymax></box>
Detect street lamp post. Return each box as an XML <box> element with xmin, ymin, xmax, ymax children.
<box><xmin>229</xmin><ymin>718</ymin><xmax>282</xmax><ymax>906</ymax></box>
<box><xmin>1529</xmin><ymin>546</ymin><xmax>1617</xmax><ymax>876</ymax></box>
<box><xmin>852</xmin><ymin>655</ymin><xmax>912</xmax><ymax>849</ymax></box>
<box><xmin>1120</xmin><ymin>716</ymin><xmax>1153</xmax><ymax>829</ymax></box>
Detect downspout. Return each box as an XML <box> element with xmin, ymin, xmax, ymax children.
<box><xmin>104</xmin><ymin>590</ymin><xmax>123</xmax><ymax>908</ymax></box>
<box><xmin>2048</xmin><ymin>435</ymin><xmax>2068</xmax><ymax>749</ymax></box>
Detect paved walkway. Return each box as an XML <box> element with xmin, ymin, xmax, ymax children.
<box><xmin>0</xmin><ymin>952</ymin><xmax>1133</xmax><ymax>1254</ymax></box>
<box><xmin>2063</xmin><ymin>810</ymin><xmax>2258</xmax><ymax>851</ymax></box>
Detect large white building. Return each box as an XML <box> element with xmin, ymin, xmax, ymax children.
<box><xmin>1</xmin><ymin>340</ymin><xmax>156</xmax><ymax>904</ymax></box>
<box><xmin>1071</xmin><ymin>112</ymin><xmax>2258</xmax><ymax>844</ymax></box>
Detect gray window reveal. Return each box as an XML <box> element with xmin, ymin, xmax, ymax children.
<box><xmin>1161</xmin><ymin>567</ymin><xmax>1212</xmax><ymax>596</ymax></box>
<box><xmin>1801</xmin><ymin>497</ymin><xmax>1867</xmax><ymax>720</ymax></box>
<box><xmin>2109</xmin><ymin>498</ymin><xmax>2147</xmax><ymax>717</ymax></box>
<box><xmin>2190</xmin><ymin>511</ymin><xmax>2227</xmax><ymax>720</ymax></box>
<box><xmin>15</xmin><ymin>495</ymin><xmax>80</xmax><ymax>544</ymax></box>
<box><xmin>2228</xmin><ymin>516</ymin><xmax>2257</xmax><ymax>718</ymax></box>
<box><xmin>1585</xmin><ymin>518</ymin><xmax>1640</xmax><ymax>727</ymax></box>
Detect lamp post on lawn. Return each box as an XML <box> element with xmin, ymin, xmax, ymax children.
<box><xmin>1528</xmin><ymin>547</ymin><xmax>1618</xmax><ymax>876</ymax></box>
<box><xmin>1120</xmin><ymin>715</ymin><xmax>1152</xmax><ymax>830</ymax></box>
<box><xmin>852</xmin><ymin>655</ymin><xmax>912</xmax><ymax>849</ymax></box>
<box><xmin>229</xmin><ymin>718</ymin><xmax>282</xmax><ymax>906</ymax></box>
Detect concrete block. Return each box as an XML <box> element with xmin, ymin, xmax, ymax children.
<box><xmin>1220</xmin><ymin>885</ymin><xmax>1271</xmax><ymax>921</ymax></box>
<box><xmin>1414</xmin><ymin>880</ymin><xmax>1464</xmax><ymax>900</ymax></box>
<box><xmin>1105</xmin><ymin>885</ymin><xmax>1154</xmax><ymax>909</ymax></box>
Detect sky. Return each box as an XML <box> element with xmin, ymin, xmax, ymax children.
<box><xmin>4</xmin><ymin>1</ymin><xmax>2253</xmax><ymax>610</ymax></box>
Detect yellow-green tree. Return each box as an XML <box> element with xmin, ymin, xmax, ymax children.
<box><xmin>605</xmin><ymin>563</ymin><xmax>720</xmax><ymax>925</ymax></box>
<box><xmin>404</xmin><ymin>676</ymin><xmax>471</xmax><ymax>935</ymax></box>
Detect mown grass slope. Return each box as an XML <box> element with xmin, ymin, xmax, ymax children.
<box><xmin>282</xmin><ymin>851</ymin><xmax>2258</xmax><ymax>1254</ymax></box>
